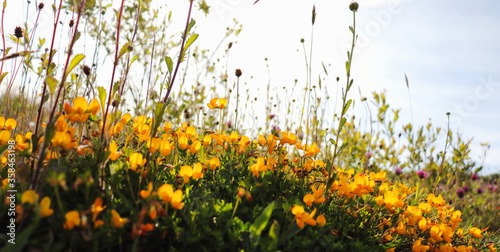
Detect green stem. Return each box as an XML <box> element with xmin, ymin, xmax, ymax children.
<box><xmin>327</xmin><ymin>10</ymin><xmax>357</xmax><ymax>190</ymax></box>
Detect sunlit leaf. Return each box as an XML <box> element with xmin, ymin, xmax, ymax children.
<box><xmin>45</xmin><ymin>76</ymin><xmax>58</xmax><ymax>95</ymax></box>
<box><xmin>65</xmin><ymin>54</ymin><xmax>85</xmax><ymax>76</ymax></box>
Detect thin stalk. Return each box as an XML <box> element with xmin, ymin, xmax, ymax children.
<box><xmin>101</xmin><ymin>0</ymin><xmax>126</xmax><ymax>140</ymax></box>
<box><xmin>235</xmin><ymin>72</ymin><xmax>241</xmax><ymax>131</ymax></box>
<box><xmin>34</xmin><ymin>0</ymin><xmax>65</xmax><ymax>137</ymax></box>
<box><xmin>162</xmin><ymin>0</ymin><xmax>194</xmax><ymax>104</ymax></box>
<box><xmin>0</xmin><ymin>0</ymin><xmax>7</xmax><ymax>74</ymax></box>
<box><xmin>328</xmin><ymin>8</ymin><xmax>357</xmax><ymax>187</ymax></box>
<box><xmin>31</xmin><ymin>0</ymin><xmax>86</xmax><ymax>191</ymax></box>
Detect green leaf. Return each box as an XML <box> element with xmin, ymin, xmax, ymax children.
<box><xmin>64</xmin><ymin>54</ymin><xmax>85</xmax><ymax>76</ymax></box>
<box><xmin>249</xmin><ymin>201</ymin><xmax>275</xmax><ymax>248</ymax></box>
<box><xmin>118</xmin><ymin>42</ymin><xmax>132</xmax><ymax>60</ymax></box>
<box><xmin>338</xmin><ymin>142</ymin><xmax>349</xmax><ymax>153</ymax></box>
<box><xmin>342</xmin><ymin>99</ymin><xmax>352</xmax><ymax>115</ymax></box>
<box><xmin>180</xmin><ymin>34</ymin><xmax>199</xmax><ymax>62</ymax></box>
<box><xmin>184</xmin><ymin>34</ymin><xmax>198</xmax><ymax>52</ymax></box>
<box><xmin>187</xmin><ymin>18</ymin><xmax>196</xmax><ymax>33</ymax></box>
<box><xmin>0</xmin><ymin>72</ymin><xmax>8</xmax><ymax>84</ymax></box>
<box><xmin>339</xmin><ymin>117</ymin><xmax>347</xmax><ymax>130</ymax></box>
<box><xmin>97</xmin><ymin>86</ymin><xmax>107</xmax><ymax>115</ymax></box>
<box><xmin>45</xmin><ymin>76</ymin><xmax>58</xmax><ymax>95</ymax></box>
<box><xmin>152</xmin><ymin>102</ymin><xmax>166</xmax><ymax>137</ymax></box>
<box><xmin>165</xmin><ymin>56</ymin><xmax>173</xmax><ymax>74</ymax></box>
<box><xmin>321</xmin><ymin>61</ymin><xmax>328</xmax><ymax>75</ymax></box>
<box><xmin>130</xmin><ymin>55</ymin><xmax>138</xmax><ymax>65</ymax></box>
<box><xmin>31</xmin><ymin>133</ymin><xmax>40</xmax><ymax>153</ymax></box>
<box><xmin>43</xmin><ymin>118</ymin><xmax>57</xmax><ymax>149</ymax></box>
<box><xmin>329</xmin><ymin>138</ymin><xmax>336</xmax><ymax>146</ymax></box>
<box><xmin>345</xmin><ymin>60</ymin><xmax>350</xmax><ymax>73</ymax></box>
<box><xmin>268</xmin><ymin>220</ymin><xmax>280</xmax><ymax>250</ymax></box>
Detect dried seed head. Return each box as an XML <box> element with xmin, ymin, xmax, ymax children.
<box><xmin>14</xmin><ymin>27</ymin><xmax>23</xmax><ymax>39</ymax></box>
<box><xmin>228</xmin><ymin>42</ymin><xmax>233</xmax><ymax>49</ymax></box>
<box><xmin>83</xmin><ymin>65</ymin><xmax>91</xmax><ymax>76</ymax></box>
<box><xmin>69</xmin><ymin>19</ymin><xmax>75</xmax><ymax>28</ymax></box>
<box><xmin>349</xmin><ymin>2</ymin><xmax>359</xmax><ymax>12</ymax></box>
<box><xmin>235</xmin><ymin>69</ymin><xmax>242</xmax><ymax>77</ymax></box>
<box><xmin>38</xmin><ymin>3</ymin><xmax>45</xmax><ymax>10</ymax></box>
<box><xmin>312</xmin><ymin>5</ymin><xmax>316</xmax><ymax>25</ymax></box>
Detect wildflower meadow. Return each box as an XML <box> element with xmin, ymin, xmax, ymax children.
<box><xmin>0</xmin><ymin>1</ymin><xmax>499</xmax><ymax>251</ymax></box>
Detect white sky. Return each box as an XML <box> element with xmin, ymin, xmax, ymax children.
<box><xmin>4</xmin><ymin>0</ymin><xmax>500</xmax><ymax>174</ymax></box>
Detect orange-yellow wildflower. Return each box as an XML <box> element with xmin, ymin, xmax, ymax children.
<box><xmin>209</xmin><ymin>157</ymin><xmax>220</xmax><ymax>170</ymax></box>
<box><xmin>207</xmin><ymin>98</ymin><xmax>227</xmax><ymax>109</ymax></box>
<box><xmin>40</xmin><ymin>197</ymin><xmax>54</xmax><ymax>218</ymax></box>
<box><xmin>21</xmin><ymin>190</ymin><xmax>39</xmax><ymax>205</ymax></box>
<box><xmin>129</xmin><ymin>152</ymin><xmax>146</xmax><ymax>171</ymax></box>
<box><xmin>63</xmin><ymin>210</ymin><xmax>82</xmax><ymax>229</ymax></box>
<box><xmin>157</xmin><ymin>183</ymin><xmax>184</xmax><ymax>209</ymax></box>
<box><xmin>64</xmin><ymin>97</ymin><xmax>100</xmax><ymax>123</ymax></box>
<box><xmin>468</xmin><ymin>227</ymin><xmax>483</xmax><ymax>239</ymax></box>
<box><xmin>111</xmin><ymin>209</ymin><xmax>128</xmax><ymax>228</ymax></box>
<box><xmin>90</xmin><ymin>198</ymin><xmax>106</xmax><ymax>221</ymax></box>
<box><xmin>291</xmin><ymin>205</ymin><xmax>317</xmax><ymax>229</ymax></box>
<box><xmin>108</xmin><ymin>140</ymin><xmax>122</xmax><ymax>161</ymax></box>
<box><xmin>140</xmin><ymin>182</ymin><xmax>154</xmax><ymax>199</ymax></box>
<box><xmin>0</xmin><ymin>116</ymin><xmax>17</xmax><ymax>130</ymax></box>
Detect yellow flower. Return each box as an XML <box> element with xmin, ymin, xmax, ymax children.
<box><xmin>316</xmin><ymin>214</ymin><xmax>326</xmax><ymax>227</ymax></box>
<box><xmin>148</xmin><ymin>137</ymin><xmax>161</xmax><ymax>154</ymax></box>
<box><xmin>396</xmin><ymin>221</ymin><xmax>406</xmax><ymax>235</ymax></box>
<box><xmin>427</xmin><ymin>193</ymin><xmax>445</xmax><ymax>208</ymax></box>
<box><xmin>63</xmin><ymin>210</ymin><xmax>81</xmax><ymax>230</ymax></box>
<box><xmin>159</xmin><ymin>139</ymin><xmax>173</xmax><ymax>156</ymax></box>
<box><xmin>64</xmin><ymin>97</ymin><xmax>100</xmax><ymax>123</ymax></box>
<box><xmin>0</xmin><ymin>130</ymin><xmax>11</xmax><ymax>145</ymax></box>
<box><xmin>418</xmin><ymin>217</ymin><xmax>428</xmax><ymax>231</ymax></box>
<box><xmin>178</xmin><ymin>134</ymin><xmax>189</xmax><ymax>150</ymax></box>
<box><xmin>40</xmin><ymin>197</ymin><xmax>54</xmax><ymax>218</ymax></box>
<box><xmin>303</xmin><ymin>194</ymin><xmax>315</xmax><ymax>207</ymax></box>
<box><xmin>111</xmin><ymin>209</ymin><xmax>128</xmax><ymax>228</ymax></box>
<box><xmin>280</xmin><ymin>131</ymin><xmax>297</xmax><ymax>145</ymax></box>
<box><xmin>94</xmin><ymin>220</ymin><xmax>104</xmax><ymax>229</ymax></box>
<box><xmin>468</xmin><ymin>227</ymin><xmax>483</xmax><ymax>239</ymax></box>
<box><xmin>108</xmin><ymin>140</ymin><xmax>122</xmax><ymax>161</ymax></box>
<box><xmin>188</xmin><ymin>140</ymin><xmax>201</xmax><ymax>154</ymax></box>
<box><xmin>157</xmin><ymin>183</ymin><xmax>184</xmax><ymax>209</ymax></box>
<box><xmin>51</xmin><ymin>116</ymin><xmax>77</xmax><ymax>150</ymax></box>
<box><xmin>129</xmin><ymin>152</ymin><xmax>146</xmax><ymax>171</ymax></box>
<box><xmin>192</xmin><ymin>163</ymin><xmax>204</xmax><ymax>179</ymax></box>
<box><xmin>140</xmin><ymin>182</ymin><xmax>154</xmax><ymax>199</ymax></box>
<box><xmin>21</xmin><ymin>190</ymin><xmax>39</xmax><ymax>205</ymax></box>
<box><xmin>209</xmin><ymin>157</ymin><xmax>220</xmax><ymax>170</ymax></box>
<box><xmin>202</xmin><ymin>135</ymin><xmax>212</xmax><ymax>146</ymax></box>
<box><xmin>377</xmin><ymin>188</ymin><xmax>404</xmax><ymax>210</ymax></box>
<box><xmin>0</xmin><ymin>116</ymin><xmax>17</xmax><ymax>130</ymax></box>
<box><xmin>383</xmin><ymin>234</ymin><xmax>393</xmax><ymax>242</ymax></box>
<box><xmin>90</xmin><ymin>198</ymin><xmax>106</xmax><ymax>221</ymax></box>
<box><xmin>207</xmin><ymin>98</ymin><xmax>227</xmax><ymax>109</ymax></box>
<box><xmin>291</xmin><ymin>205</ymin><xmax>317</xmax><ymax>229</ymax></box>
<box><xmin>158</xmin><ymin>184</ymin><xmax>173</xmax><ymax>203</ymax></box>
<box><xmin>179</xmin><ymin>165</ymin><xmax>193</xmax><ymax>183</ymax></box>
<box><xmin>170</xmin><ymin>189</ymin><xmax>184</xmax><ymax>210</ymax></box>
<box><xmin>412</xmin><ymin>238</ymin><xmax>429</xmax><ymax>252</ymax></box>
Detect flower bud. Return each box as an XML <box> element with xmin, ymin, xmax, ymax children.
<box><xmin>14</xmin><ymin>27</ymin><xmax>23</xmax><ymax>39</ymax></box>
<box><xmin>349</xmin><ymin>2</ymin><xmax>359</xmax><ymax>12</ymax></box>
<box><xmin>235</xmin><ymin>69</ymin><xmax>242</xmax><ymax>77</ymax></box>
